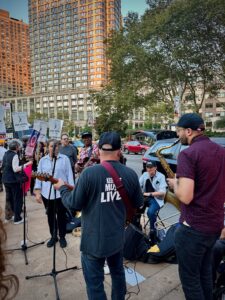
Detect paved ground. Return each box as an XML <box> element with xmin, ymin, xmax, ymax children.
<box><xmin>1</xmin><ymin>191</ymin><xmax>185</xmax><ymax>300</ymax></box>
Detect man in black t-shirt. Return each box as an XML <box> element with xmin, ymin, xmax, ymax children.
<box><xmin>54</xmin><ymin>131</ymin><xmax>143</xmax><ymax>300</ymax></box>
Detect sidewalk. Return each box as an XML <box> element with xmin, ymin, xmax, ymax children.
<box><xmin>1</xmin><ymin>192</ymin><xmax>185</xmax><ymax>300</ymax></box>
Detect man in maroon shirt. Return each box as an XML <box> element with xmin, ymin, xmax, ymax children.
<box><xmin>167</xmin><ymin>113</ymin><xmax>225</xmax><ymax>300</ymax></box>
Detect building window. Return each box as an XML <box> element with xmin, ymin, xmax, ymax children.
<box><xmin>205</xmin><ymin>103</ymin><xmax>213</xmax><ymax>108</ymax></box>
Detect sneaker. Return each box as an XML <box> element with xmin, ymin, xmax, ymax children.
<box><xmin>4</xmin><ymin>216</ymin><xmax>14</xmax><ymax>223</ymax></box>
<box><xmin>14</xmin><ymin>218</ymin><xmax>24</xmax><ymax>225</ymax></box>
<box><xmin>47</xmin><ymin>237</ymin><xmax>58</xmax><ymax>248</ymax></box>
<box><xmin>59</xmin><ymin>237</ymin><xmax>67</xmax><ymax>248</ymax></box>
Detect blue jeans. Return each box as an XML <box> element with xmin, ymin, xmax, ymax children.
<box><xmin>146</xmin><ymin>197</ymin><xmax>160</xmax><ymax>230</ymax></box>
<box><xmin>81</xmin><ymin>251</ymin><xmax>126</xmax><ymax>300</ymax></box>
<box><xmin>175</xmin><ymin>224</ymin><xmax>219</xmax><ymax>300</ymax></box>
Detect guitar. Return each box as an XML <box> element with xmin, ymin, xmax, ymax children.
<box><xmin>76</xmin><ymin>156</ymin><xmax>100</xmax><ymax>173</ymax></box>
<box><xmin>32</xmin><ymin>171</ymin><xmax>74</xmax><ymax>191</ymax></box>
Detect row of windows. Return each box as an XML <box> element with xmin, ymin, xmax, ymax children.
<box><xmin>34</xmin><ymin>75</ymin><xmax>105</xmax><ymax>86</ymax></box>
<box><xmin>31</xmin><ymin>8</ymin><xmax>107</xmax><ymax>30</ymax></box>
<box><xmin>30</xmin><ymin>14</ymin><xmax>105</xmax><ymax>32</ymax></box>
<box><xmin>32</xmin><ymin>50</ymin><xmax>104</xmax><ymax>63</ymax></box>
<box><xmin>33</xmin><ymin>69</ymin><xmax>88</xmax><ymax>79</ymax></box>
<box><xmin>33</xmin><ymin>30</ymin><xmax>106</xmax><ymax>44</ymax></box>
<box><xmin>205</xmin><ymin>102</ymin><xmax>225</xmax><ymax>108</ymax></box>
<box><xmin>31</xmin><ymin>17</ymin><xmax>117</xmax><ymax>33</ymax></box>
<box><xmin>32</xmin><ymin>64</ymin><xmax>89</xmax><ymax>75</ymax></box>
<box><xmin>31</xmin><ymin>64</ymin><xmax>105</xmax><ymax>80</ymax></box>
<box><xmin>34</xmin><ymin>81</ymin><xmax>88</xmax><ymax>91</ymax></box>
<box><xmin>34</xmin><ymin>76</ymin><xmax>89</xmax><ymax>85</ymax></box>
<box><xmin>32</xmin><ymin>37</ymin><xmax>105</xmax><ymax>51</ymax></box>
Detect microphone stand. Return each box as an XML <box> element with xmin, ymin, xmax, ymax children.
<box><xmin>6</xmin><ymin>162</ymin><xmax>45</xmax><ymax>265</ymax></box>
<box><xmin>26</xmin><ymin>146</ymin><xmax>78</xmax><ymax>300</ymax></box>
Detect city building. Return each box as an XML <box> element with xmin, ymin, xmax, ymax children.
<box><xmin>1</xmin><ymin>1</ymin><xmax>122</xmax><ymax>131</ymax></box>
<box><xmin>0</xmin><ymin>9</ymin><xmax>31</xmax><ymax>99</ymax></box>
<box><xmin>182</xmin><ymin>88</ymin><xmax>225</xmax><ymax>131</ymax></box>
<box><xmin>28</xmin><ymin>0</ymin><xmax>121</xmax><ymax>94</ymax></box>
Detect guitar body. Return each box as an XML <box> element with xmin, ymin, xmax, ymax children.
<box><xmin>77</xmin><ymin>157</ymin><xmax>100</xmax><ymax>173</ymax></box>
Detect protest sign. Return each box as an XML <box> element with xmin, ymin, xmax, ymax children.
<box><xmin>12</xmin><ymin>112</ymin><xmax>29</xmax><ymax>131</ymax></box>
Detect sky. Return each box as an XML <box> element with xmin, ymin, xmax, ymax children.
<box><xmin>0</xmin><ymin>0</ymin><xmax>148</xmax><ymax>24</ymax></box>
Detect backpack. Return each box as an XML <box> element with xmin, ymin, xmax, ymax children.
<box><xmin>146</xmin><ymin>223</ymin><xmax>179</xmax><ymax>264</ymax></box>
<box><xmin>124</xmin><ymin>223</ymin><xmax>150</xmax><ymax>261</ymax></box>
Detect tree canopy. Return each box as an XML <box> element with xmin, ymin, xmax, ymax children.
<box><xmin>91</xmin><ymin>0</ymin><xmax>225</xmax><ymax>133</ymax></box>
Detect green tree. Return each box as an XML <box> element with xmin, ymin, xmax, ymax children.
<box><xmin>215</xmin><ymin>118</ymin><xmax>225</xmax><ymax>129</ymax></box>
<box><xmin>91</xmin><ymin>0</ymin><xmax>225</xmax><ymax>129</ymax></box>
<box><xmin>28</xmin><ymin>112</ymin><xmax>48</xmax><ymax>125</ymax></box>
<box><xmin>142</xmin><ymin>0</ymin><xmax>225</xmax><ymax>112</ymax></box>
<box><xmin>112</xmin><ymin>0</ymin><xmax>225</xmax><ymax>107</ymax></box>
<box><xmin>91</xmin><ymin>87</ymin><xmax>129</xmax><ymax>136</ymax></box>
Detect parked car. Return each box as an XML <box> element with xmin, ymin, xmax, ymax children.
<box><xmin>142</xmin><ymin>137</ymin><xmax>225</xmax><ymax>176</ymax></box>
<box><xmin>134</xmin><ymin>129</ymin><xmax>178</xmax><ymax>141</ymax></box>
<box><xmin>123</xmin><ymin>140</ymin><xmax>150</xmax><ymax>155</ymax></box>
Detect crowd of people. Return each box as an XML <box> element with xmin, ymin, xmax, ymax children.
<box><xmin>0</xmin><ymin>113</ymin><xmax>225</xmax><ymax>300</ymax></box>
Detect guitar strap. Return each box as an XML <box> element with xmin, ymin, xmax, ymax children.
<box><xmin>101</xmin><ymin>161</ymin><xmax>136</xmax><ymax>223</ymax></box>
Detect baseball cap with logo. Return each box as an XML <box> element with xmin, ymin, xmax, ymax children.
<box><xmin>99</xmin><ymin>131</ymin><xmax>121</xmax><ymax>151</ymax></box>
<box><xmin>177</xmin><ymin>113</ymin><xmax>205</xmax><ymax>131</ymax></box>
<box><xmin>146</xmin><ymin>161</ymin><xmax>157</xmax><ymax>168</ymax></box>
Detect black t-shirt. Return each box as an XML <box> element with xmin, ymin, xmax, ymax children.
<box><xmin>60</xmin><ymin>160</ymin><xmax>144</xmax><ymax>257</ymax></box>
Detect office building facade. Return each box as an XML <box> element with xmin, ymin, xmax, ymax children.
<box><xmin>0</xmin><ymin>10</ymin><xmax>31</xmax><ymax>99</ymax></box>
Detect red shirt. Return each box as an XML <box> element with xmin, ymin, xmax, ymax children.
<box><xmin>176</xmin><ymin>135</ymin><xmax>225</xmax><ymax>234</ymax></box>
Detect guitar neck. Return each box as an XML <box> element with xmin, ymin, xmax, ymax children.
<box><xmin>51</xmin><ymin>178</ymin><xmax>74</xmax><ymax>191</ymax></box>
<box><xmin>32</xmin><ymin>172</ymin><xmax>74</xmax><ymax>191</ymax></box>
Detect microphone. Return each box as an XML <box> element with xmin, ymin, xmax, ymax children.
<box><xmin>52</xmin><ymin>142</ymin><xmax>58</xmax><ymax>159</ymax></box>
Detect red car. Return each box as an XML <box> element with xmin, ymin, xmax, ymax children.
<box><xmin>123</xmin><ymin>141</ymin><xmax>150</xmax><ymax>155</ymax></box>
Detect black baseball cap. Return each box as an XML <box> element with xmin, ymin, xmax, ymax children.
<box><xmin>81</xmin><ymin>131</ymin><xmax>92</xmax><ymax>138</ymax></box>
<box><xmin>146</xmin><ymin>161</ymin><xmax>157</xmax><ymax>168</ymax></box>
<box><xmin>177</xmin><ymin>113</ymin><xmax>205</xmax><ymax>131</ymax></box>
<box><xmin>99</xmin><ymin>131</ymin><xmax>121</xmax><ymax>151</ymax></box>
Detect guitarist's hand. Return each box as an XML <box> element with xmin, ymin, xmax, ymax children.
<box><xmin>54</xmin><ymin>178</ymin><xmax>65</xmax><ymax>190</ymax></box>
<box><xmin>35</xmin><ymin>190</ymin><xmax>43</xmax><ymax>204</ymax></box>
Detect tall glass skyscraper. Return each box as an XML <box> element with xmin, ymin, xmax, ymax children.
<box><xmin>28</xmin><ymin>0</ymin><xmax>121</xmax><ymax>95</ymax></box>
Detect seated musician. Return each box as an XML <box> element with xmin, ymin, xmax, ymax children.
<box><xmin>139</xmin><ymin>161</ymin><xmax>167</xmax><ymax>241</ymax></box>
<box><xmin>75</xmin><ymin>132</ymin><xmax>99</xmax><ymax>174</ymax></box>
